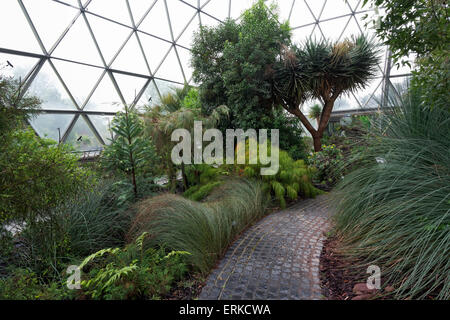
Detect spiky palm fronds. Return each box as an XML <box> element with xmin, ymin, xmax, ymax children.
<box><xmin>273</xmin><ymin>34</ymin><xmax>380</xmax><ymax>151</ymax></box>
<box><xmin>308</xmin><ymin>104</ymin><xmax>322</xmax><ymax>125</ymax></box>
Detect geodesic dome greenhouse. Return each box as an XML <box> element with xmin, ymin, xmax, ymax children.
<box><xmin>0</xmin><ymin>0</ymin><xmax>412</xmax><ymax>152</ymax></box>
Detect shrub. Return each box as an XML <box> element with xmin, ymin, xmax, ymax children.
<box><xmin>0</xmin><ymin>268</ymin><xmax>72</xmax><ymax>300</ymax></box>
<box><xmin>128</xmin><ymin>179</ymin><xmax>268</xmax><ymax>274</ymax></box>
<box><xmin>102</xmin><ymin>105</ymin><xmax>158</xmax><ymax>199</ymax></box>
<box><xmin>183</xmin><ymin>181</ymin><xmax>223</xmax><ymax>202</ymax></box>
<box><xmin>0</xmin><ymin>129</ymin><xmax>93</xmax><ymax>224</ymax></box>
<box><xmin>307</xmin><ymin>144</ymin><xmax>344</xmax><ymax>187</ymax></box>
<box><xmin>11</xmin><ymin>180</ymin><xmax>142</xmax><ymax>280</ymax></box>
<box><xmin>0</xmin><ymin>75</ymin><xmax>40</xmax><ymax>138</ymax></box>
<box><xmin>237</xmin><ymin>140</ymin><xmax>322</xmax><ymax>208</ymax></box>
<box><xmin>79</xmin><ymin>233</ymin><xmax>189</xmax><ymax>300</ymax></box>
<box><xmin>333</xmin><ymin>91</ymin><xmax>450</xmax><ymax>299</ymax></box>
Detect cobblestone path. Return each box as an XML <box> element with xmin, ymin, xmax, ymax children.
<box><xmin>199</xmin><ymin>195</ymin><xmax>332</xmax><ymax>300</ymax></box>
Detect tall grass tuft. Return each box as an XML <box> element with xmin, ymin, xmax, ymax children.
<box><xmin>128</xmin><ymin>179</ymin><xmax>269</xmax><ymax>274</ymax></box>
<box><xmin>333</xmin><ymin>91</ymin><xmax>450</xmax><ymax>299</ymax></box>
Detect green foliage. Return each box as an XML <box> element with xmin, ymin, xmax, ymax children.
<box><xmin>333</xmin><ymin>90</ymin><xmax>450</xmax><ymax>299</ymax></box>
<box><xmin>144</xmin><ymin>93</ymin><xmax>228</xmax><ymax>191</ymax></box>
<box><xmin>79</xmin><ymin>233</ymin><xmax>189</xmax><ymax>300</ymax></box>
<box><xmin>182</xmin><ymin>164</ymin><xmax>226</xmax><ymax>201</ymax></box>
<box><xmin>0</xmin><ymin>129</ymin><xmax>92</xmax><ymax>224</ymax></box>
<box><xmin>0</xmin><ymin>74</ymin><xmax>40</xmax><ymax>138</ymax></box>
<box><xmin>274</xmin><ymin>35</ymin><xmax>380</xmax><ymax>107</ymax></box>
<box><xmin>235</xmin><ymin>139</ymin><xmax>322</xmax><ymax>209</ymax></box>
<box><xmin>102</xmin><ymin>106</ymin><xmax>158</xmax><ymax>198</ymax></box>
<box><xmin>183</xmin><ymin>181</ymin><xmax>223</xmax><ymax>202</ymax></box>
<box><xmin>362</xmin><ymin>0</ymin><xmax>449</xmax><ymax>63</ymax></box>
<box><xmin>7</xmin><ymin>179</ymin><xmax>144</xmax><ymax>282</ymax></box>
<box><xmin>0</xmin><ymin>268</ymin><xmax>72</xmax><ymax>300</ymax></box>
<box><xmin>410</xmin><ymin>51</ymin><xmax>449</xmax><ymax>111</ymax></box>
<box><xmin>191</xmin><ymin>0</ymin><xmax>291</xmax><ymax>129</ymax></box>
<box><xmin>307</xmin><ymin>144</ymin><xmax>344</xmax><ymax>186</ymax></box>
<box><xmin>273</xmin><ymin>35</ymin><xmax>380</xmax><ymax>151</ymax></box>
<box><xmin>308</xmin><ymin>104</ymin><xmax>322</xmax><ymax>125</ymax></box>
<box><xmin>363</xmin><ymin>0</ymin><xmax>449</xmax><ymax>112</ymax></box>
<box><xmin>269</xmin><ymin>109</ymin><xmax>309</xmax><ymax>160</ymax></box>
<box><xmin>128</xmin><ymin>179</ymin><xmax>269</xmax><ymax>274</ymax></box>
<box><xmin>56</xmin><ymin>181</ymin><xmax>136</xmax><ymax>257</ymax></box>
<box><xmin>181</xmin><ymin>87</ymin><xmax>201</xmax><ymax>110</ymax></box>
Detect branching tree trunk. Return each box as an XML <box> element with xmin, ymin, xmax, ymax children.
<box><xmin>273</xmin><ymin>35</ymin><xmax>379</xmax><ymax>152</ymax></box>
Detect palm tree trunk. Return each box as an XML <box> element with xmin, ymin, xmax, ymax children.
<box><xmin>312</xmin><ymin>132</ymin><xmax>323</xmax><ymax>152</ymax></box>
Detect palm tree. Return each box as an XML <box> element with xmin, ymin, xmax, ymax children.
<box><xmin>308</xmin><ymin>104</ymin><xmax>322</xmax><ymax>128</ymax></box>
<box><xmin>273</xmin><ymin>35</ymin><xmax>380</xmax><ymax>151</ymax></box>
<box><xmin>144</xmin><ymin>86</ymin><xmax>228</xmax><ymax>191</ymax></box>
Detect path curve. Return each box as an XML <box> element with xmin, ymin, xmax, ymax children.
<box><xmin>199</xmin><ymin>195</ymin><xmax>332</xmax><ymax>300</ymax></box>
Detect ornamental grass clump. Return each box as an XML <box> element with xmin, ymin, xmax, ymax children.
<box><xmin>333</xmin><ymin>91</ymin><xmax>450</xmax><ymax>299</ymax></box>
<box><xmin>127</xmin><ymin>179</ymin><xmax>268</xmax><ymax>274</ymax></box>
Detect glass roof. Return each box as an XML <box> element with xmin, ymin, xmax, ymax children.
<box><xmin>0</xmin><ymin>0</ymin><xmax>412</xmax><ymax>151</ymax></box>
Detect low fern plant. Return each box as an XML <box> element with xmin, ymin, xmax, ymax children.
<box><xmin>79</xmin><ymin>232</ymin><xmax>190</xmax><ymax>300</ymax></box>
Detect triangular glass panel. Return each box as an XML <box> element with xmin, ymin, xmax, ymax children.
<box><xmin>113</xmin><ymin>73</ymin><xmax>148</xmax><ymax>106</ymax></box>
<box><xmin>388</xmin><ymin>76</ymin><xmax>411</xmax><ymax>95</ymax></box>
<box><xmin>86</xmin><ymin>13</ymin><xmax>133</xmax><ymax>66</ymax></box>
<box><xmin>355</xmin><ymin>79</ymin><xmax>383</xmax><ymax>109</ymax></box>
<box><xmin>292</xmin><ymin>25</ymin><xmax>315</xmax><ymax>44</ymax></box>
<box><xmin>202</xmin><ymin>0</ymin><xmax>230</xmax><ymax>22</ymax></box>
<box><xmin>176</xmin><ymin>14</ymin><xmax>200</xmax><ymax>48</ymax></box>
<box><xmin>66</xmin><ymin>116</ymin><xmax>103</xmax><ymax>151</ymax></box>
<box><xmin>52</xmin><ymin>59</ymin><xmax>104</xmax><ymax>107</ymax></box>
<box><xmin>339</xmin><ymin>15</ymin><xmax>362</xmax><ymax>41</ymax></box>
<box><xmin>136</xmin><ymin>79</ymin><xmax>160</xmax><ymax>110</ymax></box>
<box><xmin>310</xmin><ymin>25</ymin><xmax>324</xmax><ymax>42</ymax></box>
<box><xmin>176</xmin><ymin>46</ymin><xmax>193</xmax><ymax>83</ymax></box>
<box><xmin>0</xmin><ymin>53</ymin><xmax>39</xmax><ymax>80</ymax></box>
<box><xmin>318</xmin><ymin>17</ymin><xmax>351</xmax><ymax>42</ymax></box>
<box><xmin>154</xmin><ymin>46</ymin><xmax>185</xmax><ymax>84</ymax></box>
<box><xmin>29</xmin><ymin>113</ymin><xmax>74</xmax><ymax>143</ymax></box>
<box><xmin>154</xmin><ymin>79</ymin><xmax>183</xmax><ymax>98</ymax></box>
<box><xmin>84</xmin><ymin>73</ymin><xmax>124</xmax><ymax>112</ymax></box>
<box><xmin>87</xmin><ymin>115</ymin><xmax>115</xmax><ymax>144</ymax></box>
<box><xmin>320</xmin><ymin>0</ymin><xmax>353</xmax><ymax>20</ymax></box>
<box><xmin>0</xmin><ymin>0</ymin><xmax>42</xmax><ymax>54</ymax></box>
<box><xmin>22</xmin><ymin>0</ymin><xmax>80</xmax><ymax>52</ymax></box>
<box><xmin>390</xmin><ymin>61</ymin><xmax>413</xmax><ymax>76</ymax></box>
<box><xmin>57</xmin><ymin>0</ymin><xmax>82</xmax><ymax>8</ymax></box>
<box><xmin>52</xmin><ymin>14</ymin><xmax>103</xmax><ymax>66</ymax></box>
<box><xmin>229</xmin><ymin>0</ymin><xmax>254</xmax><ymax>20</ymax></box>
<box><xmin>111</xmin><ymin>33</ymin><xmax>149</xmax><ymax>76</ymax></box>
<box><xmin>183</xmin><ymin>0</ymin><xmax>198</xmax><ymax>8</ymax></box>
<box><xmin>129</xmin><ymin>0</ymin><xmax>156</xmax><ymax>26</ymax></box>
<box><xmin>27</xmin><ymin>61</ymin><xmax>77</xmax><ymax>111</ymax></box>
<box><xmin>333</xmin><ymin>93</ymin><xmax>361</xmax><ymax>111</ymax></box>
<box><xmin>138</xmin><ymin>0</ymin><xmax>172</xmax><ymax>41</ymax></box>
<box><xmin>289</xmin><ymin>0</ymin><xmax>316</xmax><ymax>28</ymax></box>
<box><xmin>345</xmin><ymin>0</ymin><xmax>361</xmax><ymax>11</ymax></box>
<box><xmin>166</xmin><ymin>0</ymin><xmax>198</xmax><ymax>41</ymax></box>
<box><xmin>138</xmin><ymin>32</ymin><xmax>172</xmax><ymax>73</ymax></box>
<box><xmin>199</xmin><ymin>13</ymin><xmax>221</xmax><ymax>28</ymax></box>
<box><xmin>305</xmin><ymin>0</ymin><xmax>326</xmax><ymax>19</ymax></box>
<box><xmin>85</xmin><ymin>0</ymin><xmax>132</xmax><ymax>27</ymax></box>
<box><xmin>276</xmin><ymin>0</ymin><xmax>294</xmax><ymax>23</ymax></box>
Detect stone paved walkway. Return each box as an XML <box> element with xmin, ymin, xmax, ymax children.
<box><xmin>199</xmin><ymin>195</ymin><xmax>332</xmax><ymax>300</ymax></box>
